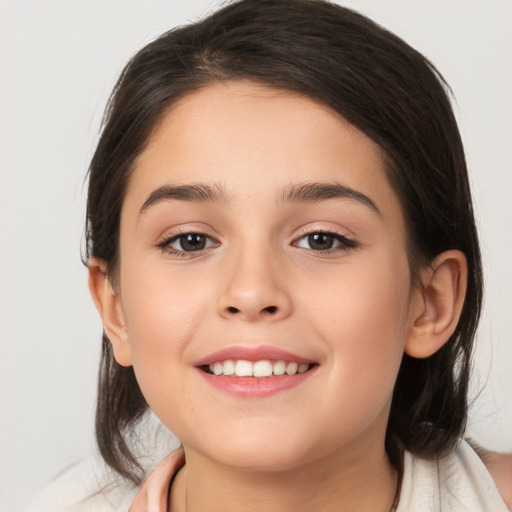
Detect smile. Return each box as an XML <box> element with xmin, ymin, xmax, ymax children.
<box><xmin>204</xmin><ymin>360</ymin><xmax>312</xmax><ymax>377</ymax></box>
<box><xmin>195</xmin><ymin>345</ymin><xmax>318</xmax><ymax>397</ymax></box>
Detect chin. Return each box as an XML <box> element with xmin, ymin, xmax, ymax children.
<box><xmin>217</xmin><ymin>450</ymin><xmax>306</xmax><ymax>473</ymax></box>
<box><xmin>193</xmin><ymin>430</ymin><xmax>319</xmax><ymax>473</ymax></box>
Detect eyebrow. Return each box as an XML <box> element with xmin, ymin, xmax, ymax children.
<box><xmin>139</xmin><ymin>183</ymin><xmax>230</xmax><ymax>214</ymax></box>
<box><xmin>280</xmin><ymin>182</ymin><xmax>381</xmax><ymax>216</ymax></box>
<box><xmin>139</xmin><ymin>180</ymin><xmax>381</xmax><ymax>216</ymax></box>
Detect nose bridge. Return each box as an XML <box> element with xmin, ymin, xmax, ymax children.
<box><xmin>218</xmin><ymin>237</ymin><xmax>292</xmax><ymax>321</ymax></box>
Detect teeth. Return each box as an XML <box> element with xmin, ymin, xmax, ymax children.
<box><xmin>297</xmin><ymin>363</ymin><xmax>309</xmax><ymax>374</ymax></box>
<box><xmin>206</xmin><ymin>359</ymin><xmax>311</xmax><ymax>377</ymax></box>
<box><xmin>285</xmin><ymin>362</ymin><xmax>298</xmax><ymax>375</ymax></box>
<box><xmin>253</xmin><ymin>360</ymin><xmax>273</xmax><ymax>377</ymax></box>
<box><xmin>273</xmin><ymin>360</ymin><xmax>286</xmax><ymax>376</ymax></box>
<box><xmin>235</xmin><ymin>360</ymin><xmax>253</xmax><ymax>377</ymax></box>
<box><xmin>223</xmin><ymin>359</ymin><xmax>235</xmax><ymax>375</ymax></box>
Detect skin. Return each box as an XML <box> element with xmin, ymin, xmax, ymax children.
<box><xmin>90</xmin><ymin>81</ymin><xmax>468</xmax><ymax>511</ymax></box>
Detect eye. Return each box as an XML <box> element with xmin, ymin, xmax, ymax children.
<box><xmin>158</xmin><ymin>232</ymin><xmax>218</xmax><ymax>255</ymax></box>
<box><xmin>294</xmin><ymin>231</ymin><xmax>358</xmax><ymax>252</ymax></box>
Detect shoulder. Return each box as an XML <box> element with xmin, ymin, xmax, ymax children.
<box><xmin>398</xmin><ymin>439</ymin><xmax>511</xmax><ymax>511</ymax></box>
<box><xmin>22</xmin><ymin>414</ymin><xmax>178</xmax><ymax>512</ymax></box>
<box><xmin>21</xmin><ymin>456</ymin><xmax>138</xmax><ymax>512</ymax></box>
<box><xmin>473</xmin><ymin>444</ymin><xmax>512</xmax><ymax>510</ymax></box>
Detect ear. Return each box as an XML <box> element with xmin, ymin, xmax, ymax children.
<box><xmin>88</xmin><ymin>257</ymin><xmax>133</xmax><ymax>367</ymax></box>
<box><xmin>405</xmin><ymin>250</ymin><xmax>468</xmax><ymax>358</ymax></box>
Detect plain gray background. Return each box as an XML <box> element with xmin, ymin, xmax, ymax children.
<box><xmin>1</xmin><ymin>1</ymin><xmax>511</xmax><ymax>511</ymax></box>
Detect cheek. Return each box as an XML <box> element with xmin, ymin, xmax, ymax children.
<box><xmin>310</xmin><ymin>258</ymin><xmax>411</xmax><ymax>391</ymax></box>
<box><xmin>119</xmin><ymin>275</ymin><xmax>210</xmax><ymax>428</ymax></box>
<box><xmin>319</xmin><ymin>275</ymin><xmax>409</xmax><ymax>445</ymax></box>
<box><xmin>119</xmin><ymin>263</ymin><xmax>209</xmax><ymax>383</ymax></box>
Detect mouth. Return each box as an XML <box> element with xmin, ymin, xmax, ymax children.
<box><xmin>195</xmin><ymin>346</ymin><xmax>318</xmax><ymax>397</ymax></box>
<box><xmin>200</xmin><ymin>359</ymin><xmax>314</xmax><ymax>377</ymax></box>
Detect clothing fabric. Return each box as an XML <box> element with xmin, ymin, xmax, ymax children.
<box><xmin>21</xmin><ymin>415</ymin><xmax>178</xmax><ymax>512</ymax></box>
<box><xmin>395</xmin><ymin>439</ymin><xmax>509</xmax><ymax>511</ymax></box>
<box><xmin>22</xmin><ymin>433</ymin><xmax>508</xmax><ymax>512</ymax></box>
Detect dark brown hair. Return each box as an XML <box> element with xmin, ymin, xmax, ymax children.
<box><xmin>85</xmin><ymin>0</ymin><xmax>483</xmax><ymax>483</ymax></box>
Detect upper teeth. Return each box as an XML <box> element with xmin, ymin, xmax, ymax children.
<box><xmin>208</xmin><ymin>360</ymin><xmax>310</xmax><ymax>377</ymax></box>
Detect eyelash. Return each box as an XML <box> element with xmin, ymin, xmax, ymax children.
<box><xmin>157</xmin><ymin>229</ymin><xmax>359</xmax><ymax>258</ymax></box>
<box><xmin>293</xmin><ymin>229</ymin><xmax>359</xmax><ymax>255</ymax></box>
<box><xmin>157</xmin><ymin>231</ymin><xmax>219</xmax><ymax>257</ymax></box>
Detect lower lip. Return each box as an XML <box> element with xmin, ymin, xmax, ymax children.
<box><xmin>197</xmin><ymin>367</ymin><xmax>317</xmax><ymax>398</ymax></box>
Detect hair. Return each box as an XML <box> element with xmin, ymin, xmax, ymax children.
<box><xmin>85</xmin><ymin>0</ymin><xmax>483</xmax><ymax>484</ymax></box>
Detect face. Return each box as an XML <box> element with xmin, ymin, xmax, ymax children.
<box><xmin>114</xmin><ymin>81</ymin><xmax>417</xmax><ymax>472</ymax></box>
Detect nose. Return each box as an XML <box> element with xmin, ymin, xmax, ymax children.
<box><xmin>217</xmin><ymin>246</ymin><xmax>293</xmax><ymax>322</ymax></box>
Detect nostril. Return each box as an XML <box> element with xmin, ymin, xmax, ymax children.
<box><xmin>225</xmin><ymin>305</ymin><xmax>278</xmax><ymax>316</ymax></box>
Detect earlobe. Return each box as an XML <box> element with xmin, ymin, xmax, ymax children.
<box><xmin>88</xmin><ymin>257</ymin><xmax>133</xmax><ymax>367</ymax></box>
<box><xmin>405</xmin><ymin>250</ymin><xmax>468</xmax><ymax>358</ymax></box>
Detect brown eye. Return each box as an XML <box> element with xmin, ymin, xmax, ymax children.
<box><xmin>294</xmin><ymin>231</ymin><xmax>358</xmax><ymax>252</ymax></box>
<box><xmin>178</xmin><ymin>233</ymin><xmax>208</xmax><ymax>251</ymax></box>
<box><xmin>158</xmin><ymin>232</ymin><xmax>218</xmax><ymax>255</ymax></box>
<box><xmin>307</xmin><ymin>233</ymin><xmax>335</xmax><ymax>251</ymax></box>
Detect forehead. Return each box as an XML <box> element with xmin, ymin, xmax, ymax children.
<box><xmin>125</xmin><ymin>80</ymin><xmax>402</xmax><ymax>222</ymax></box>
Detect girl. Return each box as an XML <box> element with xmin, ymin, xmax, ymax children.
<box><xmin>24</xmin><ymin>0</ymin><xmax>511</xmax><ymax>510</ymax></box>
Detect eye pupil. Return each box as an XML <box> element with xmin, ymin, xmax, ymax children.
<box><xmin>180</xmin><ymin>234</ymin><xmax>206</xmax><ymax>251</ymax></box>
<box><xmin>308</xmin><ymin>233</ymin><xmax>334</xmax><ymax>250</ymax></box>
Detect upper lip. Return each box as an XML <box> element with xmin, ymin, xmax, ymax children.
<box><xmin>194</xmin><ymin>345</ymin><xmax>316</xmax><ymax>366</ymax></box>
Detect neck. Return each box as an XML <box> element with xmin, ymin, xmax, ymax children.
<box><xmin>170</xmin><ymin>438</ymin><xmax>398</xmax><ymax>512</ymax></box>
